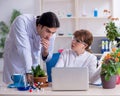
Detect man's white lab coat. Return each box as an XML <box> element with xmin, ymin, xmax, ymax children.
<box><xmin>3</xmin><ymin>14</ymin><xmax>55</xmax><ymax>84</ymax></box>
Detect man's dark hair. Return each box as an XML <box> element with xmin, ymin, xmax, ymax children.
<box><xmin>36</xmin><ymin>12</ymin><xmax>60</xmax><ymax>28</ymax></box>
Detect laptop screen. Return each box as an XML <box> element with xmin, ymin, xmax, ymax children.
<box><xmin>52</xmin><ymin>67</ymin><xmax>89</xmax><ymax>91</ymax></box>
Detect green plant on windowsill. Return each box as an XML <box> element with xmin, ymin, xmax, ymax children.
<box><xmin>0</xmin><ymin>9</ymin><xmax>21</xmax><ymax>57</ymax></box>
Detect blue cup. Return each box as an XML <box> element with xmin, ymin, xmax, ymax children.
<box><xmin>11</xmin><ymin>74</ymin><xmax>25</xmax><ymax>87</ymax></box>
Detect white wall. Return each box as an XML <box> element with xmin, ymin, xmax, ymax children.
<box><xmin>113</xmin><ymin>0</ymin><xmax>120</xmax><ymax>18</ymax></box>
<box><xmin>0</xmin><ymin>0</ymin><xmax>41</xmax><ymax>24</ymax></box>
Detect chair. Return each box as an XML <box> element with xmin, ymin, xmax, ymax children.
<box><xmin>46</xmin><ymin>53</ymin><xmax>60</xmax><ymax>82</ymax></box>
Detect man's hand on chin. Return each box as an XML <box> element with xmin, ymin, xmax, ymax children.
<box><xmin>41</xmin><ymin>38</ymin><xmax>49</xmax><ymax>57</ymax></box>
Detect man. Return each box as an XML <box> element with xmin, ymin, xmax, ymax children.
<box><xmin>3</xmin><ymin>12</ymin><xmax>60</xmax><ymax>84</ymax></box>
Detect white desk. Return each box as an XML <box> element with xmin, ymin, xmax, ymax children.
<box><xmin>0</xmin><ymin>83</ymin><xmax>120</xmax><ymax>96</ymax></box>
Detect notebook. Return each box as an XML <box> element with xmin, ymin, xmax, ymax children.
<box><xmin>52</xmin><ymin>67</ymin><xmax>89</xmax><ymax>91</ymax></box>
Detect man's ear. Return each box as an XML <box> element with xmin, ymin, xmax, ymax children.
<box><xmin>39</xmin><ymin>24</ymin><xmax>44</xmax><ymax>29</ymax></box>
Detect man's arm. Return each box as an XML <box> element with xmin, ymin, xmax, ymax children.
<box><xmin>41</xmin><ymin>34</ymin><xmax>56</xmax><ymax>61</ymax></box>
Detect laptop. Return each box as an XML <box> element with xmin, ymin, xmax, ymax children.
<box><xmin>52</xmin><ymin>67</ymin><xmax>89</xmax><ymax>91</ymax></box>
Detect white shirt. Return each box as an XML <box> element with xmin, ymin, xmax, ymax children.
<box><xmin>55</xmin><ymin>49</ymin><xmax>101</xmax><ymax>84</ymax></box>
<box><xmin>3</xmin><ymin>14</ymin><xmax>56</xmax><ymax>84</ymax></box>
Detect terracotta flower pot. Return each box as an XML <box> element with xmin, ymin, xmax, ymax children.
<box><xmin>34</xmin><ymin>76</ymin><xmax>47</xmax><ymax>83</ymax></box>
<box><xmin>101</xmin><ymin>75</ymin><xmax>116</xmax><ymax>89</ymax></box>
<box><xmin>33</xmin><ymin>76</ymin><xmax>48</xmax><ymax>88</ymax></box>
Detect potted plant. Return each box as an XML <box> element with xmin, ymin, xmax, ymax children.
<box><xmin>104</xmin><ymin>16</ymin><xmax>120</xmax><ymax>50</ymax></box>
<box><xmin>0</xmin><ymin>9</ymin><xmax>21</xmax><ymax>57</ymax></box>
<box><xmin>105</xmin><ymin>17</ymin><xmax>119</xmax><ymax>41</ymax></box>
<box><xmin>100</xmin><ymin>48</ymin><xmax>120</xmax><ymax>89</ymax></box>
<box><xmin>31</xmin><ymin>65</ymin><xmax>48</xmax><ymax>87</ymax></box>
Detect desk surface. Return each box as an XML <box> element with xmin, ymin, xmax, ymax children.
<box><xmin>0</xmin><ymin>83</ymin><xmax>120</xmax><ymax>96</ymax></box>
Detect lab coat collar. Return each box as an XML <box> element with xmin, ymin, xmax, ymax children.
<box><xmin>72</xmin><ymin>49</ymin><xmax>87</xmax><ymax>57</ymax></box>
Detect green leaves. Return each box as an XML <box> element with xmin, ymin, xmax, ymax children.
<box><xmin>0</xmin><ymin>22</ymin><xmax>9</xmax><ymax>49</ymax></box>
<box><xmin>101</xmin><ymin>60</ymin><xmax>119</xmax><ymax>81</ymax></box>
<box><xmin>31</xmin><ymin>65</ymin><xmax>46</xmax><ymax>77</ymax></box>
<box><xmin>117</xmin><ymin>68</ymin><xmax>120</xmax><ymax>75</ymax></box>
<box><xmin>106</xmin><ymin>21</ymin><xmax>119</xmax><ymax>41</ymax></box>
<box><xmin>0</xmin><ymin>9</ymin><xmax>21</xmax><ymax>50</ymax></box>
<box><xmin>0</xmin><ymin>21</ymin><xmax>9</xmax><ymax>35</ymax></box>
<box><xmin>102</xmin><ymin>23</ymin><xmax>120</xmax><ymax>81</ymax></box>
<box><xmin>10</xmin><ymin>9</ymin><xmax>21</xmax><ymax>25</ymax></box>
